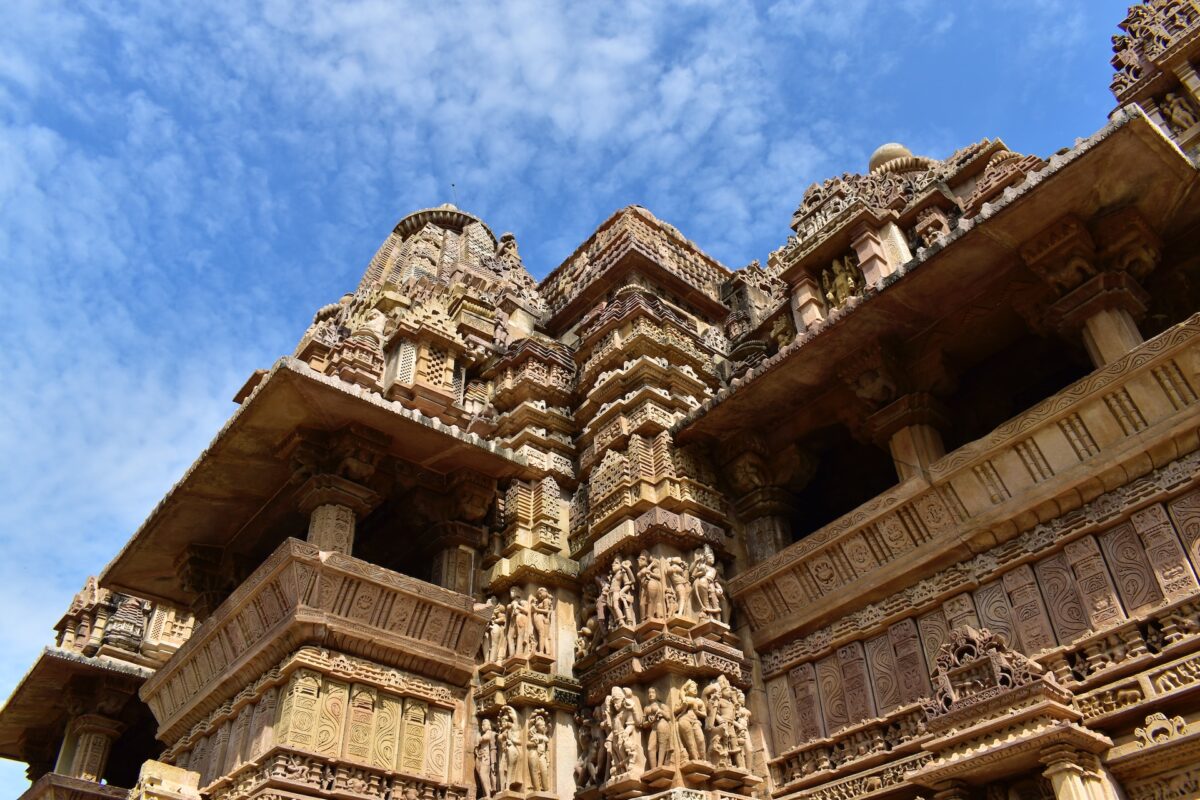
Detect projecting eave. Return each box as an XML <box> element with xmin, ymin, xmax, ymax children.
<box><xmin>100</xmin><ymin>357</ymin><xmax>534</xmax><ymax>608</ymax></box>
<box><xmin>675</xmin><ymin>107</ymin><xmax>1200</xmax><ymax>446</ymax></box>
<box><xmin>0</xmin><ymin>648</ymin><xmax>150</xmax><ymax>761</ymax></box>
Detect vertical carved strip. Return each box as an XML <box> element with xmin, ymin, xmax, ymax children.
<box><xmin>765</xmin><ymin>676</ymin><xmax>797</xmax><ymax>752</ymax></box>
<box><xmin>1034</xmin><ymin>552</ymin><xmax>1091</xmax><ymax>643</ymax></box>
<box><xmin>1063</xmin><ymin>536</ymin><xmax>1125</xmax><ymax>630</ymax></box>
<box><xmin>974</xmin><ymin>581</ymin><xmax>1019</xmax><ymax>650</ymax></box>
<box><xmin>1057</xmin><ymin>413</ymin><xmax>1099</xmax><ymax>460</ymax></box>
<box><xmin>316</xmin><ymin>679</ymin><xmax>348</xmax><ymax>757</ymax></box>
<box><xmin>1103</xmin><ymin>388</ymin><xmax>1148</xmax><ymax>435</ymax></box>
<box><xmin>400</xmin><ymin>698</ymin><xmax>428</xmax><ymax>773</ymax></box>
<box><xmin>888</xmin><ymin>619</ymin><xmax>931</xmax><ymax>703</ymax></box>
<box><xmin>372</xmin><ymin>692</ymin><xmax>401</xmax><ymax>771</ymax></box>
<box><xmin>1167</xmin><ymin>489</ymin><xmax>1200</xmax><ymax>572</ymax></box>
<box><xmin>864</xmin><ymin>634</ymin><xmax>901</xmax><ymax>715</ymax></box>
<box><xmin>250</xmin><ymin>687</ymin><xmax>278</xmax><ymax>760</ymax></box>
<box><xmin>917</xmin><ymin>609</ymin><xmax>949</xmax><ymax>673</ymax></box>
<box><xmin>1001</xmin><ymin>565</ymin><xmax>1057</xmax><ymax>654</ymax></box>
<box><xmin>425</xmin><ymin>706</ymin><xmax>451</xmax><ymax>782</ymax></box>
<box><xmin>815</xmin><ymin>655</ymin><xmax>848</xmax><ymax>733</ymax></box>
<box><xmin>836</xmin><ymin>641</ymin><xmax>876</xmax><ymax>723</ymax></box>
<box><xmin>788</xmin><ymin>663</ymin><xmax>825</xmax><ymax>741</ymax></box>
<box><xmin>224</xmin><ymin>704</ymin><xmax>252</xmax><ymax>774</ymax></box>
<box><xmin>1100</xmin><ymin>522</ymin><xmax>1164</xmax><ymax>613</ymax></box>
<box><xmin>343</xmin><ymin>685</ymin><xmax>376</xmax><ymax>764</ymax></box>
<box><xmin>206</xmin><ymin>721</ymin><xmax>231</xmax><ymax>785</ymax></box>
<box><xmin>1151</xmin><ymin>361</ymin><xmax>1197</xmax><ymax>411</ymax></box>
<box><xmin>1131</xmin><ymin>505</ymin><xmax>1200</xmax><ymax>601</ymax></box>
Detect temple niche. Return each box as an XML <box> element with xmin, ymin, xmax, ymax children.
<box><xmin>6</xmin><ymin>4</ymin><xmax>1200</xmax><ymax>800</ymax></box>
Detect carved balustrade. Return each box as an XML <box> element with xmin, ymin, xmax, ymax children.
<box><xmin>733</xmin><ymin>314</ymin><xmax>1200</xmax><ymax>650</ymax></box>
<box><xmin>141</xmin><ymin>538</ymin><xmax>487</xmax><ymax>745</ymax></box>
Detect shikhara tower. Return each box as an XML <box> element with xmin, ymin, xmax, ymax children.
<box><xmin>6</xmin><ymin>3</ymin><xmax>1200</xmax><ymax>800</ymax></box>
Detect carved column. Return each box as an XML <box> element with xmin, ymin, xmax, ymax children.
<box><xmin>724</xmin><ymin>442</ymin><xmax>815</xmax><ymax>565</ymax></box>
<box><xmin>1173</xmin><ymin>61</ymin><xmax>1200</xmax><ymax>105</ymax></box>
<box><xmin>174</xmin><ymin>543</ymin><xmax>227</xmax><ymax>619</ymax></box>
<box><xmin>865</xmin><ymin>392</ymin><xmax>948</xmax><ymax>481</ymax></box>
<box><xmin>1022</xmin><ymin>211</ymin><xmax>1160</xmax><ymax>368</ymax></box>
<box><xmin>295</xmin><ymin>473</ymin><xmax>381</xmax><ymax>555</ymax></box>
<box><xmin>850</xmin><ymin>223</ymin><xmax>895</xmax><ymax>287</ymax></box>
<box><xmin>67</xmin><ymin>715</ymin><xmax>123</xmax><ymax>782</ymax></box>
<box><xmin>1042</xmin><ymin>746</ymin><xmax>1091</xmax><ymax>800</ymax></box>
<box><xmin>789</xmin><ymin>274</ymin><xmax>826</xmax><ymax>332</ymax></box>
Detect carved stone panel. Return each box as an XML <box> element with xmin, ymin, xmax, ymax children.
<box><xmin>916</xmin><ymin>608</ymin><xmax>949</xmax><ymax>674</ymax></box>
<box><xmin>344</xmin><ymin>684</ymin><xmax>376</xmax><ymax>763</ymax></box>
<box><xmin>316</xmin><ymin>679</ymin><xmax>349</xmax><ymax>757</ymax></box>
<box><xmin>1063</xmin><ymin>535</ymin><xmax>1125</xmax><ymax>631</ymax></box>
<box><xmin>864</xmin><ymin>633</ymin><xmax>902</xmax><ymax>714</ymax></box>
<box><xmin>942</xmin><ymin>593</ymin><xmax>980</xmax><ymax>630</ymax></box>
<box><xmin>1167</xmin><ymin>489</ymin><xmax>1200</xmax><ymax>571</ymax></box>
<box><xmin>276</xmin><ymin>669</ymin><xmax>320</xmax><ymax>750</ymax></box>
<box><xmin>973</xmin><ymin>581</ymin><xmax>1019</xmax><ymax>651</ymax></box>
<box><xmin>372</xmin><ymin>692</ymin><xmax>401</xmax><ymax>770</ymax></box>
<box><xmin>815</xmin><ymin>654</ymin><xmax>849</xmax><ymax>733</ymax></box>
<box><xmin>1131</xmin><ymin>504</ymin><xmax>1200</xmax><ymax>601</ymax></box>
<box><xmin>1034</xmin><ymin>552</ymin><xmax>1091</xmax><ymax>643</ymax></box>
<box><xmin>1100</xmin><ymin>522</ymin><xmax>1164</xmax><ymax>614</ymax></box>
<box><xmin>400</xmin><ymin>698</ymin><xmax>428</xmax><ymax>774</ymax></box>
<box><xmin>424</xmin><ymin>705</ymin><xmax>451</xmax><ymax>782</ymax></box>
<box><xmin>766</xmin><ymin>675</ymin><xmax>798</xmax><ymax>752</ymax></box>
<box><xmin>836</xmin><ymin>641</ymin><xmax>876</xmax><ymax>723</ymax></box>
<box><xmin>888</xmin><ymin>618</ymin><xmax>931</xmax><ymax>702</ymax></box>
<box><xmin>788</xmin><ymin>662</ymin><xmax>825</xmax><ymax>741</ymax></box>
<box><xmin>1001</xmin><ymin>565</ymin><xmax>1057</xmax><ymax>653</ymax></box>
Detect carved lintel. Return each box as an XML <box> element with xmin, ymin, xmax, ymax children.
<box><xmin>174</xmin><ymin>544</ymin><xmax>227</xmax><ymax>618</ymax></box>
<box><xmin>295</xmin><ymin>473</ymin><xmax>381</xmax><ymax>518</ymax></box>
<box><xmin>1020</xmin><ymin>214</ymin><xmax>1097</xmax><ymax>295</ymax></box>
<box><xmin>1045</xmin><ymin>272</ymin><xmax>1149</xmax><ymax>366</ymax></box>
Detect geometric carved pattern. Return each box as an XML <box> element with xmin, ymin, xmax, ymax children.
<box><xmin>1034</xmin><ymin>552</ymin><xmax>1091</xmax><ymax>644</ymax></box>
<box><xmin>1101</xmin><ymin>522</ymin><xmax>1164</xmax><ymax>614</ymax></box>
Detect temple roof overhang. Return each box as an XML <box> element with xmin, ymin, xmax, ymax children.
<box><xmin>676</xmin><ymin>109</ymin><xmax>1200</xmax><ymax>445</ymax></box>
<box><xmin>0</xmin><ymin>648</ymin><xmax>150</xmax><ymax>761</ymax></box>
<box><xmin>100</xmin><ymin>358</ymin><xmax>534</xmax><ymax>608</ymax></box>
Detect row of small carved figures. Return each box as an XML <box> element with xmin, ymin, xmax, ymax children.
<box><xmin>574</xmin><ymin>675</ymin><xmax>751</xmax><ymax>791</ymax></box>
<box><xmin>268</xmin><ymin>753</ymin><xmax>460</xmax><ymax>800</ymax></box>
<box><xmin>480</xmin><ymin>587</ymin><xmax>555</xmax><ymax>664</ymax></box>
<box><xmin>576</xmin><ymin>546</ymin><xmax>733</xmax><ymax>658</ymax></box>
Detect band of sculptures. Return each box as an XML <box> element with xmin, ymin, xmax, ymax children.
<box><xmin>481</xmin><ymin>586</ymin><xmax>556</xmax><ymax>666</ymax></box>
<box><xmin>576</xmin><ymin>545</ymin><xmax>732</xmax><ymax>660</ymax></box>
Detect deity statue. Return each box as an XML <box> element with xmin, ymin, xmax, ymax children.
<box><xmin>703</xmin><ymin>675</ymin><xmax>747</xmax><ymax>770</ymax></box>
<box><xmin>637</xmin><ymin>551</ymin><xmax>666</xmax><ymax>621</ymax></box>
<box><xmin>475</xmin><ymin>719</ymin><xmax>498</xmax><ymax>799</ymax></box>
<box><xmin>609</xmin><ymin>559</ymin><xmax>637</xmax><ymax>628</ymax></box>
<box><xmin>690</xmin><ymin>546</ymin><xmax>724</xmax><ymax>622</ymax></box>
<box><xmin>1163</xmin><ymin>91</ymin><xmax>1200</xmax><ymax>133</ymax></box>
<box><xmin>665</xmin><ymin>556</ymin><xmax>692</xmax><ymax>617</ymax></box>
<box><xmin>497</xmin><ymin>706</ymin><xmax>521</xmax><ymax>790</ymax></box>
<box><xmin>531</xmin><ymin>587</ymin><xmax>554</xmax><ymax>658</ymax></box>
<box><xmin>487</xmin><ymin>604</ymin><xmax>508</xmax><ymax>663</ymax></box>
<box><xmin>643</xmin><ymin>687</ymin><xmax>675</xmax><ymax>771</ymax></box>
<box><xmin>507</xmin><ymin>587</ymin><xmax>531</xmax><ymax>657</ymax></box>
<box><xmin>574</xmin><ymin>714</ymin><xmax>598</xmax><ymax>788</ymax></box>
<box><xmin>576</xmin><ymin>595</ymin><xmax>598</xmax><ymax>660</ymax></box>
<box><xmin>526</xmin><ymin>710</ymin><xmax>551</xmax><ymax>791</ymax></box>
<box><xmin>594</xmin><ymin>573</ymin><xmax>610</xmax><ymax>632</ymax></box>
<box><xmin>605</xmin><ymin>686</ymin><xmax>645</xmax><ymax>777</ymax></box>
<box><xmin>673</xmin><ymin>679</ymin><xmax>708</xmax><ymax>761</ymax></box>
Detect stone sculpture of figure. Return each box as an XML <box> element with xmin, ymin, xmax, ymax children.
<box><xmin>821</xmin><ymin>268</ymin><xmax>837</xmax><ymax>308</ymax></box>
<box><xmin>832</xmin><ymin>257</ymin><xmax>857</xmax><ymax>305</ymax></box>
<box><xmin>674</xmin><ymin>679</ymin><xmax>708</xmax><ymax>761</ymax></box>
<box><xmin>594</xmin><ymin>574</ymin><xmax>610</xmax><ymax>632</ymax></box>
<box><xmin>574</xmin><ymin>713</ymin><xmax>597</xmax><ymax>788</ymax></box>
<box><xmin>609</xmin><ymin>559</ymin><xmax>637</xmax><ymax>629</ymax></box>
<box><xmin>497</xmin><ymin>706</ymin><xmax>521</xmax><ymax>790</ymax></box>
<box><xmin>715</xmin><ymin>561</ymin><xmax>732</xmax><ymax>625</ymax></box>
<box><xmin>690</xmin><ymin>546</ymin><xmax>723</xmax><ymax>622</ymax></box>
<box><xmin>480</xmin><ymin>597</ymin><xmax>497</xmax><ymax>661</ymax></box>
<box><xmin>637</xmin><ymin>551</ymin><xmax>667</xmax><ymax>621</ymax></box>
<box><xmin>605</xmin><ymin>686</ymin><xmax>645</xmax><ymax>777</ymax></box>
<box><xmin>665</xmin><ymin>556</ymin><xmax>692</xmax><ymax>617</ymax></box>
<box><xmin>1163</xmin><ymin>91</ymin><xmax>1200</xmax><ymax>133</ymax></box>
<box><xmin>526</xmin><ymin>710</ymin><xmax>551</xmax><ymax>792</ymax></box>
<box><xmin>507</xmin><ymin>587</ymin><xmax>531</xmax><ymax>657</ymax></box>
<box><xmin>488</xmin><ymin>604</ymin><xmax>508</xmax><ymax>663</ymax></box>
<box><xmin>475</xmin><ymin>719</ymin><xmax>498</xmax><ymax>799</ymax></box>
<box><xmin>733</xmin><ymin>688</ymin><xmax>752</xmax><ymax>769</ymax></box>
<box><xmin>531</xmin><ymin>587</ymin><xmax>554</xmax><ymax>658</ymax></box>
<box><xmin>576</xmin><ymin>595</ymin><xmax>597</xmax><ymax>660</ymax></box>
<box><xmin>643</xmin><ymin>687</ymin><xmax>674</xmax><ymax>771</ymax></box>
<box><xmin>591</xmin><ymin>704</ymin><xmax>610</xmax><ymax>784</ymax></box>
<box><xmin>703</xmin><ymin>675</ymin><xmax>745</xmax><ymax>770</ymax></box>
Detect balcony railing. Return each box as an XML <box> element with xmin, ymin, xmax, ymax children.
<box><xmin>19</xmin><ymin>773</ymin><xmax>127</xmax><ymax>800</ymax></box>
<box><xmin>140</xmin><ymin>538</ymin><xmax>486</xmax><ymax>744</ymax></box>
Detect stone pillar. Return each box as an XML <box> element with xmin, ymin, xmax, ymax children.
<box><xmin>1042</xmin><ymin>746</ymin><xmax>1091</xmax><ymax>800</ymax></box>
<box><xmin>851</xmin><ymin>223</ymin><xmax>895</xmax><ymax>287</ymax></box>
<box><xmin>295</xmin><ymin>473</ymin><xmax>380</xmax><ymax>556</ymax></box>
<box><xmin>789</xmin><ymin>274</ymin><xmax>826</xmax><ymax>332</ymax></box>
<box><xmin>1046</xmin><ymin>272</ymin><xmax>1149</xmax><ymax>367</ymax></box>
<box><xmin>931</xmin><ymin>781</ymin><xmax>972</xmax><ymax>800</ymax></box>
<box><xmin>1173</xmin><ymin>61</ymin><xmax>1200</xmax><ymax>105</ymax></box>
<box><xmin>866</xmin><ymin>393</ymin><xmax>948</xmax><ymax>481</ymax></box>
<box><xmin>1078</xmin><ymin>753</ymin><xmax>1122</xmax><ymax>800</ymax></box>
<box><xmin>68</xmin><ymin>715</ymin><xmax>123</xmax><ymax>782</ymax></box>
<box><xmin>724</xmin><ymin>443</ymin><xmax>815</xmax><ymax>565</ymax></box>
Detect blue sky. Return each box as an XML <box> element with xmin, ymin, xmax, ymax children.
<box><xmin>0</xmin><ymin>0</ymin><xmax>1129</xmax><ymax>792</ymax></box>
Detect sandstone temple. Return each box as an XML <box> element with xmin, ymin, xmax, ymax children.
<box><xmin>6</xmin><ymin>4</ymin><xmax>1200</xmax><ymax>800</ymax></box>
